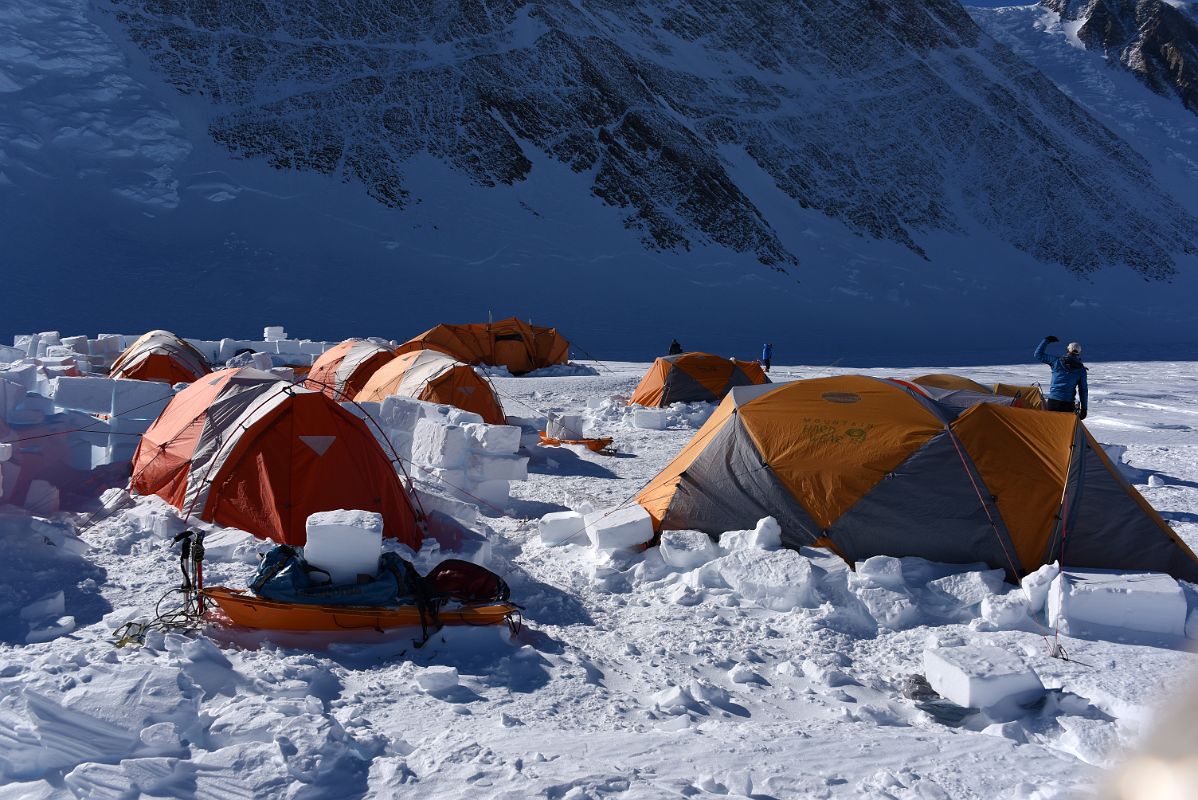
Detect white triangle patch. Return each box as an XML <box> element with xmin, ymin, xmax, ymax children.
<box><xmin>299</xmin><ymin>435</ymin><xmax>336</xmax><ymax>456</ymax></box>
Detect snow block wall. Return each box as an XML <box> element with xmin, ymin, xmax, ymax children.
<box><xmin>349</xmin><ymin>395</ymin><xmax>527</xmax><ymax>511</ymax></box>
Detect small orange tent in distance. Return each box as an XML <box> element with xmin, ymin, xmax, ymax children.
<box><xmin>110</xmin><ymin>330</ymin><xmax>211</xmax><ymax>384</ymax></box>
<box><xmin>357</xmin><ymin>350</ymin><xmax>506</xmax><ymax>425</ymax></box>
<box><xmin>304</xmin><ymin>339</ymin><xmax>397</xmax><ymax>401</ymax></box>
<box><xmin>629</xmin><ymin>353</ymin><xmax>769</xmax><ymax>407</ymax></box>
<box><xmin>913</xmin><ymin>374</ymin><xmax>1044</xmax><ymax>410</ymax></box>
<box><xmin>638</xmin><ymin>375</ymin><xmax>1198</xmax><ymax>582</ymax></box>
<box><xmin>396</xmin><ymin>318</ymin><xmax>569</xmax><ymax>375</ymax></box>
<box><xmin>131</xmin><ymin>367</ymin><xmax>420</xmax><ymax>548</ymax></box>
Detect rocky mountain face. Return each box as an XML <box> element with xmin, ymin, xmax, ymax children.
<box><xmin>1043</xmin><ymin>0</ymin><xmax>1198</xmax><ymax>116</ymax></box>
<box><xmin>102</xmin><ymin>0</ymin><xmax>1197</xmax><ymax>279</ymax></box>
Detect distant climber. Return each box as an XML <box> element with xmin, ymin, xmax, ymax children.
<box><xmin>668</xmin><ymin>339</ymin><xmax>683</xmax><ymax>356</ymax></box>
<box><xmin>761</xmin><ymin>343</ymin><xmax>773</xmax><ymax>373</ymax></box>
<box><xmin>1034</xmin><ymin>336</ymin><xmax>1088</xmax><ymax>419</ymax></box>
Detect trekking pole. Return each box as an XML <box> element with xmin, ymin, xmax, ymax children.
<box><xmin>192</xmin><ymin>531</ymin><xmax>206</xmax><ymax>616</ymax></box>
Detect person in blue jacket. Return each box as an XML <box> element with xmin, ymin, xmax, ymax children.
<box><xmin>1034</xmin><ymin>336</ymin><xmax>1088</xmax><ymax>419</ymax></box>
<box><xmin>761</xmin><ymin>343</ymin><xmax>773</xmax><ymax>372</ymax></box>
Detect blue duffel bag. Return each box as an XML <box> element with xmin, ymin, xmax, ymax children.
<box><xmin>250</xmin><ymin>545</ymin><xmax>419</xmax><ymax>607</ymax></box>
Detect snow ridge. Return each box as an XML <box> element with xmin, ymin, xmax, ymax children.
<box><xmin>103</xmin><ymin>0</ymin><xmax>1198</xmax><ymax>278</ymax></box>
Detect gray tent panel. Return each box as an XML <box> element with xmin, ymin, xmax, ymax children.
<box><xmin>661</xmin><ymin>414</ymin><xmax>822</xmax><ymax>548</ymax></box>
<box><xmin>828</xmin><ymin>431</ymin><xmax>1022</xmax><ymax>577</ymax></box>
<box><xmin>661</xmin><ymin>366</ymin><xmax>716</xmax><ymax>405</ymax></box>
<box><xmin>1052</xmin><ymin>436</ymin><xmax>1198</xmax><ymax>583</ymax></box>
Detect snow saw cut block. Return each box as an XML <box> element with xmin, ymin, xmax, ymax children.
<box><xmin>303</xmin><ymin>510</ymin><xmax>384</xmax><ymax>584</ymax></box>
<box><xmin>1047</xmin><ymin>569</ymin><xmax>1187</xmax><ymax>638</ymax></box>
<box><xmin>660</xmin><ymin>529</ymin><xmax>720</xmax><ymax>569</ymax></box>
<box><xmin>110</xmin><ymin>378</ymin><xmax>174</xmax><ymax>418</ymax></box>
<box><xmin>539</xmin><ymin>511</ymin><xmax>585</xmax><ymax>546</ymax></box>
<box><xmin>546</xmin><ymin>412</ymin><xmax>587</xmax><ymax>440</ymax></box>
<box><xmin>463</xmin><ymin>422</ymin><xmax>522</xmax><ymax>454</ymax></box>
<box><xmin>584</xmin><ymin>505</ymin><xmax>654</xmax><ymax>550</ymax></box>
<box><xmin>412</xmin><ymin>419</ymin><xmax>468</xmax><ymax>469</ymax></box>
<box><xmin>923</xmin><ymin>644</ymin><xmax>1044</xmax><ymax>711</ymax></box>
<box><xmin>632</xmin><ymin>409</ymin><xmax>670</xmax><ymax>430</ymax></box>
<box><xmin>51</xmin><ymin>376</ymin><xmax>115</xmax><ymax>415</ymax></box>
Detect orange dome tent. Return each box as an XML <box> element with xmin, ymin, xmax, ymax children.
<box><xmin>110</xmin><ymin>330</ymin><xmax>211</xmax><ymax>384</ymax></box>
<box><xmin>357</xmin><ymin>350</ymin><xmax>506</xmax><ymax>425</ymax></box>
<box><xmin>629</xmin><ymin>353</ymin><xmax>769</xmax><ymax>407</ymax></box>
<box><xmin>396</xmin><ymin>318</ymin><xmax>569</xmax><ymax>375</ymax></box>
<box><xmin>638</xmin><ymin>375</ymin><xmax>1198</xmax><ymax>582</ymax></box>
<box><xmin>304</xmin><ymin>339</ymin><xmax>397</xmax><ymax>401</ymax></box>
<box><xmin>131</xmin><ymin>367</ymin><xmax>421</xmax><ymax>548</ymax></box>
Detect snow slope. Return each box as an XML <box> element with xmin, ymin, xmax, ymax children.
<box><xmin>2</xmin><ymin>355</ymin><xmax>1197</xmax><ymax>798</ymax></box>
<box><xmin>2</xmin><ymin>0</ymin><xmax>1198</xmax><ymax>362</ymax></box>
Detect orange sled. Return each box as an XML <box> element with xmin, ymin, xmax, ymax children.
<box><xmin>203</xmin><ymin>587</ymin><xmax>519</xmax><ymax>632</ymax></box>
<box><xmin>538</xmin><ymin>431</ymin><xmax>614</xmax><ymax>453</ymax></box>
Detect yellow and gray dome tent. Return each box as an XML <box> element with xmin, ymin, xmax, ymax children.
<box><xmin>637</xmin><ymin>375</ymin><xmax>1198</xmax><ymax>581</ymax></box>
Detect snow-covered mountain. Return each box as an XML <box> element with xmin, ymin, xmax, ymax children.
<box><xmin>1</xmin><ymin>0</ymin><xmax>1197</xmax><ymax>361</ymax></box>
<box><xmin>1040</xmin><ymin>0</ymin><xmax>1198</xmax><ymax>115</ymax></box>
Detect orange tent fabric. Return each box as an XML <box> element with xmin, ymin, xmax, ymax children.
<box><xmin>131</xmin><ymin>367</ymin><xmax>420</xmax><ymax>548</ymax></box>
<box><xmin>110</xmin><ymin>330</ymin><xmax>210</xmax><ymax>384</ymax></box>
<box><xmin>629</xmin><ymin>353</ymin><xmax>769</xmax><ymax>407</ymax></box>
<box><xmin>357</xmin><ymin>350</ymin><xmax>506</xmax><ymax>425</ymax></box>
<box><xmin>396</xmin><ymin>318</ymin><xmax>569</xmax><ymax>375</ymax></box>
<box><xmin>638</xmin><ymin>375</ymin><xmax>1198</xmax><ymax>582</ymax></box>
<box><xmin>304</xmin><ymin>339</ymin><xmax>397</xmax><ymax>401</ymax></box>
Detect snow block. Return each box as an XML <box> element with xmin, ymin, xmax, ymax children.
<box><xmin>263</xmin><ymin>326</ymin><xmax>286</xmax><ymax>341</ymax></box>
<box><xmin>660</xmin><ymin>530</ymin><xmax>720</xmax><ymax>569</ymax></box>
<box><xmin>110</xmin><ymin>378</ymin><xmax>173</xmax><ymax>418</ymax></box>
<box><xmin>380</xmin><ymin>395</ymin><xmax>427</xmax><ymax>434</ymax></box>
<box><xmin>632</xmin><ymin>409</ymin><xmax>671</xmax><ymax>430</ymax></box>
<box><xmin>856</xmin><ymin>555</ymin><xmax>909</xmax><ymax>592</ymax></box>
<box><xmin>584</xmin><ymin>505</ymin><xmax>654</xmax><ymax>550</ymax></box>
<box><xmin>538</xmin><ymin>511</ymin><xmax>586</xmax><ymax>546</ymax></box>
<box><xmin>546</xmin><ymin>412</ymin><xmax>587</xmax><ymax>440</ymax></box>
<box><xmin>24</xmin><ymin>479</ymin><xmax>59</xmax><ymax>515</ymax></box>
<box><xmin>463</xmin><ymin>422</ymin><xmax>521</xmax><ymax>454</ymax></box>
<box><xmin>26</xmin><ymin>616</ymin><xmax>76</xmax><ymax>644</ymax></box>
<box><xmin>51</xmin><ymin>376</ymin><xmax>115</xmax><ymax>414</ymax></box>
<box><xmin>411</xmin><ymin>420</ymin><xmax>468</xmax><ymax>468</ymax></box>
<box><xmin>1021</xmin><ymin>562</ymin><xmax>1059</xmax><ymax>614</ymax></box>
<box><xmin>709</xmin><ymin>549</ymin><xmax>820</xmax><ymax>611</ymax></box>
<box><xmin>720</xmin><ymin>517</ymin><xmax>782</xmax><ymax>552</ymax></box>
<box><xmin>928</xmin><ymin>569</ymin><xmax>1005</xmax><ymax>609</ymax></box>
<box><xmin>466</xmin><ymin>453</ymin><xmax>528</xmax><ymax>482</ymax></box>
<box><xmin>414</xmin><ymin>666</ymin><xmax>459</xmax><ymax>693</ymax></box>
<box><xmin>980</xmin><ymin>592</ymin><xmax>1029</xmax><ymax>629</ymax></box>
<box><xmin>923</xmin><ymin>644</ymin><xmax>1044</xmax><ymax>711</ymax></box>
<box><xmin>303</xmin><ymin>510</ymin><xmax>384</xmax><ymax>584</ymax></box>
<box><xmin>20</xmin><ymin>590</ymin><xmax>65</xmax><ymax>621</ymax></box>
<box><xmin>1047</xmin><ymin>569</ymin><xmax>1187</xmax><ymax>638</ymax></box>
<box><xmin>471</xmin><ymin>479</ymin><xmax>510</xmax><ymax>508</ymax></box>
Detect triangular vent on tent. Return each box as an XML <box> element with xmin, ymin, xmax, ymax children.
<box><xmin>299</xmin><ymin>435</ymin><xmax>336</xmax><ymax>456</ymax></box>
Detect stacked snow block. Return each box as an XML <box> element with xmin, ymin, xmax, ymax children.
<box><xmin>48</xmin><ymin>376</ymin><xmax>175</xmax><ymax>466</ymax></box>
<box><xmin>352</xmin><ymin>395</ymin><xmax>528</xmax><ymax>511</ymax></box>
<box><xmin>1047</xmin><ymin>569</ymin><xmax>1188</xmax><ymax>638</ymax></box>
<box><xmin>505</xmin><ymin>414</ymin><xmax>548</xmax><ymax>449</ymax></box>
<box><xmin>11</xmin><ymin>332</ymin><xmax>126</xmax><ymax>373</ymax></box>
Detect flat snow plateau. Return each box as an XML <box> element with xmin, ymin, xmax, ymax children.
<box><xmin>2</xmin><ymin>359</ymin><xmax>1197</xmax><ymax>799</ymax></box>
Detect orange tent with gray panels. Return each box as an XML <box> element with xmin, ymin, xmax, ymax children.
<box><xmin>109</xmin><ymin>330</ymin><xmax>211</xmax><ymax>384</ymax></box>
<box><xmin>396</xmin><ymin>318</ymin><xmax>569</xmax><ymax>375</ymax></box>
<box><xmin>131</xmin><ymin>367</ymin><xmax>420</xmax><ymax>548</ymax></box>
<box><xmin>637</xmin><ymin>375</ymin><xmax>1198</xmax><ymax>582</ymax></box>
<box><xmin>304</xmin><ymin>339</ymin><xmax>397</xmax><ymax>401</ymax></box>
<box><xmin>357</xmin><ymin>349</ymin><xmax>506</xmax><ymax>425</ymax></box>
<box><xmin>913</xmin><ymin>373</ymin><xmax>1044</xmax><ymax>410</ymax></box>
<box><xmin>629</xmin><ymin>352</ymin><xmax>769</xmax><ymax>407</ymax></box>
